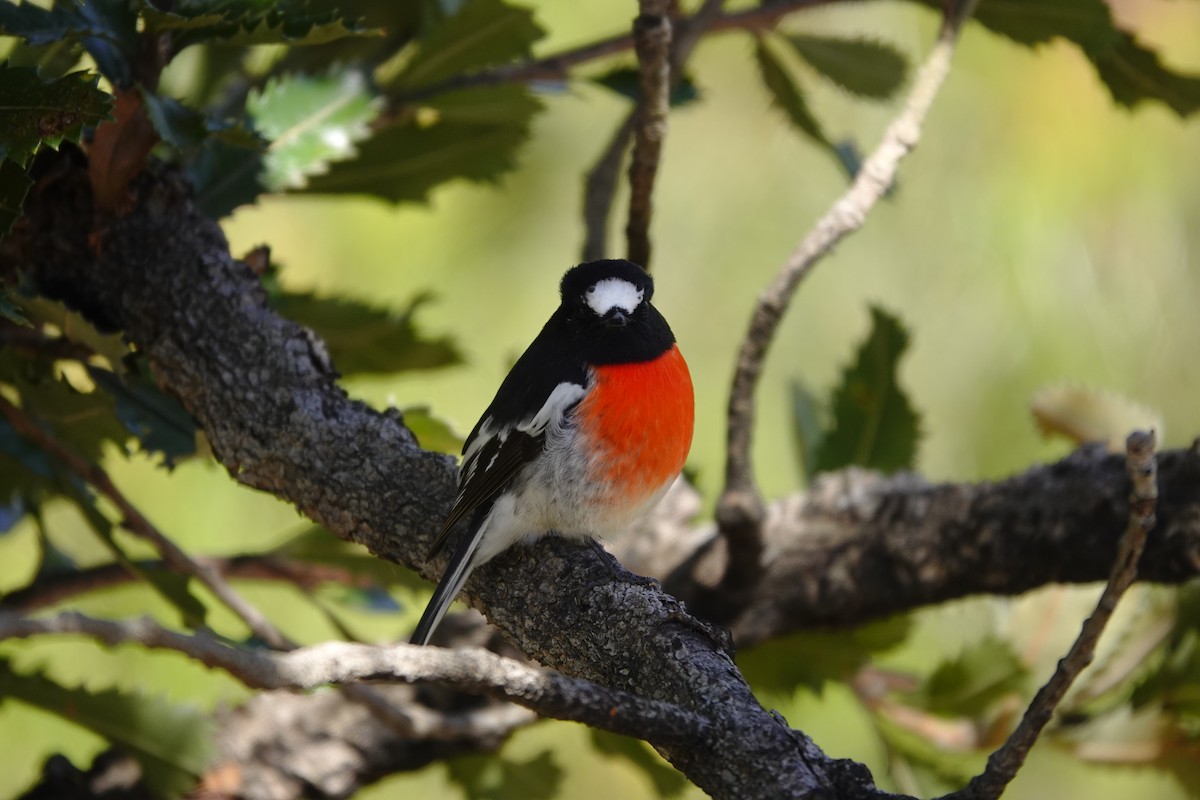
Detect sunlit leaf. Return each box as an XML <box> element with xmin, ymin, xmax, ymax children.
<box><xmin>0</xmin><ymin>660</ymin><xmax>213</xmax><ymax>797</ymax></box>
<box><xmin>0</xmin><ymin>64</ymin><xmax>112</xmax><ymax>167</ymax></box>
<box><xmin>814</xmin><ymin>306</ymin><xmax>920</xmax><ymax>474</ymax></box>
<box><xmin>270</xmin><ymin>291</ymin><xmax>461</xmax><ymax>376</ymax></box>
<box><xmin>87</xmin><ymin>365</ymin><xmax>199</xmax><ymax>468</ymax></box>
<box><xmin>305</xmin><ymin>84</ymin><xmax>540</xmax><ymax>202</ymax></box>
<box><xmin>390</xmin><ymin>0</ymin><xmax>543</xmax><ymax>89</ymax></box>
<box><xmin>247</xmin><ymin>70</ymin><xmax>381</xmax><ymax>190</ymax></box>
<box><xmin>142</xmin><ymin>0</ymin><xmax>381</xmax><ymax>49</ymax></box>
<box><xmin>784</xmin><ymin>34</ymin><xmax>907</xmax><ymax>99</ymax></box>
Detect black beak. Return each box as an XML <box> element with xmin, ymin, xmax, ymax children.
<box><xmin>604</xmin><ymin>309</ymin><xmax>629</xmax><ymax>327</ymax></box>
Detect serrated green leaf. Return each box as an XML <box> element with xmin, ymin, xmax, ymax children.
<box><xmin>5</xmin><ymin>38</ymin><xmax>84</xmax><ymax>77</ymax></box>
<box><xmin>390</xmin><ymin>0</ymin><xmax>543</xmax><ymax>89</ymax></box>
<box><xmin>447</xmin><ymin>750</ymin><xmax>564</xmax><ymax>800</ymax></box>
<box><xmin>306</xmin><ymin>84</ymin><xmax>540</xmax><ymax>201</ymax></box>
<box><xmin>814</xmin><ymin>306</ymin><xmax>920</xmax><ymax>475</ymax></box>
<box><xmin>142</xmin><ymin>0</ymin><xmax>380</xmax><ymax>49</ymax></box>
<box><xmin>905</xmin><ymin>0</ymin><xmax>1119</xmax><ymax>49</ymax></box>
<box><xmin>0</xmin><ymin>157</ymin><xmax>34</xmax><ymax>239</ymax></box>
<box><xmin>919</xmin><ymin>637</ymin><xmax>1028</xmax><ymax>717</ymax></box>
<box><xmin>247</xmin><ymin>70</ymin><xmax>381</xmax><ymax>191</ymax></box>
<box><xmin>0</xmin><ymin>65</ymin><xmax>112</xmax><ymax>167</ymax></box>
<box><xmin>0</xmin><ymin>659</ymin><xmax>213</xmax><ymax>797</ymax></box>
<box><xmin>1089</xmin><ymin>33</ymin><xmax>1200</xmax><ymax>117</ymax></box>
<box><xmin>87</xmin><ymin>365</ymin><xmax>198</xmax><ymax>468</ymax></box>
<box><xmin>400</xmin><ymin>405</ymin><xmax>464</xmax><ymax>454</ymax></box>
<box><xmin>784</xmin><ymin>34</ymin><xmax>907</xmax><ymax>100</ymax></box>
<box><xmin>789</xmin><ymin>380</ymin><xmax>825</xmax><ymax>482</ymax></box>
<box><xmin>593</xmin><ymin>66</ymin><xmax>701</xmax><ymax>107</ymax></box>
<box><xmin>269</xmin><ymin>291</ymin><xmax>461</xmax><ymax>375</ymax></box>
<box><xmin>754</xmin><ymin>36</ymin><xmax>829</xmax><ymax>150</ymax></box>
<box><xmin>0</xmin><ymin>1</ymin><xmax>93</xmax><ymax>47</ymax></box>
<box><xmin>187</xmin><ymin>136</ymin><xmax>265</xmax><ymax>218</ymax></box>
<box><xmin>740</xmin><ymin>616</ymin><xmax>911</xmax><ymax>693</ymax></box>
<box><xmin>140</xmin><ymin>88</ymin><xmax>262</xmax><ymax>153</ymax></box>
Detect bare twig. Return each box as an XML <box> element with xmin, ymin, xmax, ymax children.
<box><xmin>625</xmin><ymin>0</ymin><xmax>672</xmax><ymax>268</ymax></box>
<box><xmin>715</xmin><ymin>0</ymin><xmax>980</xmax><ymax>595</ymax></box>
<box><xmin>0</xmin><ymin>396</ymin><xmax>290</xmax><ymax>649</ymax></box>
<box><xmin>951</xmin><ymin>429</ymin><xmax>1159</xmax><ymax>800</ymax></box>
<box><xmin>0</xmin><ymin>610</ymin><xmax>710</xmax><ymax>749</ymax></box>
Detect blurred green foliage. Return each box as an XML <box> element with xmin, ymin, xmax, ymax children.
<box><xmin>1</xmin><ymin>0</ymin><xmax>1199</xmax><ymax>797</ymax></box>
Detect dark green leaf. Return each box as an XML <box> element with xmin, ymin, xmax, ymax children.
<box><xmin>142</xmin><ymin>0</ymin><xmax>381</xmax><ymax>49</ymax></box>
<box><xmin>0</xmin><ymin>289</ymin><xmax>30</xmax><ymax>326</ymax></box>
<box><xmin>593</xmin><ymin>67</ymin><xmax>701</xmax><ymax>107</ymax></box>
<box><xmin>87</xmin><ymin>365</ymin><xmax>198</xmax><ymax>468</ymax></box>
<box><xmin>389</xmin><ymin>0</ymin><xmax>543</xmax><ymax>89</ymax></box>
<box><xmin>7</xmin><ymin>374</ymin><xmax>127</xmax><ymax>465</ymax></box>
<box><xmin>0</xmin><ymin>659</ymin><xmax>213</xmax><ymax>797</ymax></box>
<box><xmin>789</xmin><ymin>380</ymin><xmax>824</xmax><ymax>482</ymax></box>
<box><xmin>740</xmin><ymin>616</ymin><xmax>911</xmax><ymax>693</ymax></box>
<box><xmin>754</xmin><ymin>36</ymin><xmax>829</xmax><ymax>150</ymax></box>
<box><xmin>0</xmin><ymin>1</ymin><xmax>94</xmax><ymax>47</ymax></box>
<box><xmin>401</xmin><ymin>405</ymin><xmax>464</xmax><ymax>454</ymax></box>
<box><xmin>589</xmin><ymin>731</ymin><xmax>689</xmax><ymax>798</ymax></box>
<box><xmin>447</xmin><ymin>750</ymin><xmax>564</xmax><ymax>800</ymax></box>
<box><xmin>76</xmin><ymin>0</ymin><xmax>139</xmax><ymax>85</ymax></box>
<box><xmin>1089</xmin><ymin>33</ymin><xmax>1200</xmax><ymax>117</ymax></box>
<box><xmin>784</xmin><ymin>34</ymin><xmax>907</xmax><ymax>99</ymax></box>
<box><xmin>270</xmin><ymin>291</ymin><xmax>461</xmax><ymax>375</ymax></box>
<box><xmin>307</xmin><ymin>84</ymin><xmax>540</xmax><ymax>202</ymax></box>
<box><xmin>814</xmin><ymin>306</ymin><xmax>920</xmax><ymax>474</ymax></box>
<box><xmin>907</xmin><ymin>0</ymin><xmax>1120</xmax><ymax>49</ymax></box>
<box><xmin>918</xmin><ymin>637</ymin><xmax>1028</xmax><ymax>717</ymax></box>
<box><xmin>140</xmin><ymin>88</ymin><xmax>261</xmax><ymax>153</ymax></box>
<box><xmin>0</xmin><ymin>157</ymin><xmax>34</xmax><ymax>239</ymax></box>
<box><xmin>188</xmin><ymin>137</ymin><xmax>266</xmax><ymax>218</ymax></box>
<box><xmin>0</xmin><ymin>65</ymin><xmax>112</xmax><ymax>167</ymax></box>
<box><xmin>247</xmin><ymin>70</ymin><xmax>380</xmax><ymax>191</ymax></box>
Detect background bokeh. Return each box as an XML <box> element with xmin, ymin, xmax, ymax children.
<box><xmin>2</xmin><ymin>1</ymin><xmax>1198</xmax><ymax>797</ymax></box>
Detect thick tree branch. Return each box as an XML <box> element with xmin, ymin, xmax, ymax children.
<box><xmin>716</xmin><ymin>0</ymin><xmax>979</xmax><ymax>600</ymax></box>
<box><xmin>3</xmin><ymin>150</ymin><xmax>871</xmax><ymax>799</ymax></box>
<box><xmin>0</xmin><ymin>610</ymin><xmax>707</xmax><ymax>748</ymax></box>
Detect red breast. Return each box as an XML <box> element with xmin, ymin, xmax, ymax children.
<box><xmin>575</xmin><ymin>344</ymin><xmax>694</xmax><ymax>509</ymax></box>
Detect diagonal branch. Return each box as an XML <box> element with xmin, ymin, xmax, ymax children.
<box><xmin>715</xmin><ymin>0</ymin><xmax>980</xmax><ymax>599</ymax></box>
<box><xmin>950</xmin><ymin>430</ymin><xmax>1160</xmax><ymax>800</ymax></box>
<box><xmin>0</xmin><ymin>610</ymin><xmax>709</xmax><ymax>750</ymax></box>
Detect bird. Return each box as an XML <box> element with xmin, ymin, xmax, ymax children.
<box><xmin>410</xmin><ymin>259</ymin><xmax>694</xmax><ymax>645</ymax></box>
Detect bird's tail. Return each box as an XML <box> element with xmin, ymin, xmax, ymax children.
<box><xmin>409</xmin><ymin>522</ymin><xmax>485</xmax><ymax>646</ymax></box>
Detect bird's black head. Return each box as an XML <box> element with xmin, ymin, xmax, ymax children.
<box><xmin>560</xmin><ymin>259</ymin><xmax>655</xmax><ymax>328</ymax></box>
<box><xmin>555</xmin><ymin>259</ymin><xmax>673</xmax><ymax>365</ymax></box>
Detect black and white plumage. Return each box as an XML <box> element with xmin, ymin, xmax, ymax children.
<box><xmin>410</xmin><ymin>259</ymin><xmax>691</xmax><ymax>645</ymax></box>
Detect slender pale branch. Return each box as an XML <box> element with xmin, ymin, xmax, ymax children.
<box><xmin>951</xmin><ymin>430</ymin><xmax>1159</xmax><ymax>800</ymax></box>
<box><xmin>0</xmin><ymin>610</ymin><xmax>710</xmax><ymax>749</ymax></box>
<box><xmin>715</xmin><ymin>0</ymin><xmax>980</xmax><ymax>592</ymax></box>
<box><xmin>625</xmin><ymin>0</ymin><xmax>672</xmax><ymax>268</ymax></box>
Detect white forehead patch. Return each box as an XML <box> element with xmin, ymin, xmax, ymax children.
<box><xmin>585</xmin><ymin>278</ymin><xmax>643</xmax><ymax>316</ymax></box>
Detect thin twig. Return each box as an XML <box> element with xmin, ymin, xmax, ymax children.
<box><xmin>715</xmin><ymin>0</ymin><xmax>980</xmax><ymax>593</ymax></box>
<box><xmin>0</xmin><ymin>610</ymin><xmax>710</xmax><ymax>749</ymax></box>
<box><xmin>625</xmin><ymin>0</ymin><xmax>672</xmax><ymax>268</ymax></box>
<box><xmin>951</xmin><ymin>429</ymin><xmax>1159</xmax><ymax>800</ymax></box>
<box><xmin>0</xmin><ymin>396</ymin><xmax>426</xmax><ymax>736</ymax></box>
